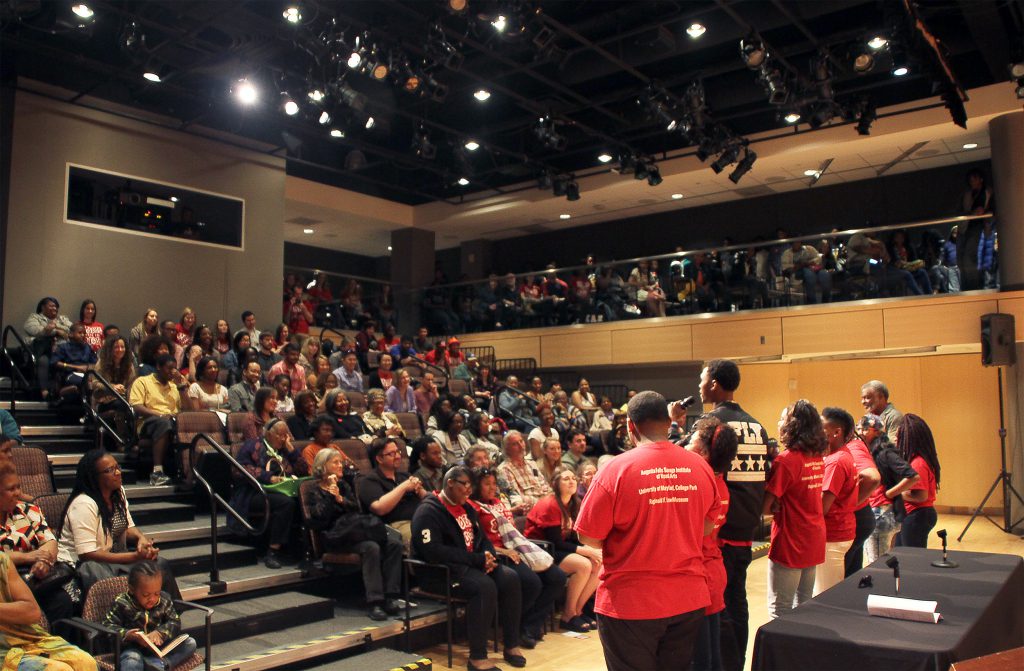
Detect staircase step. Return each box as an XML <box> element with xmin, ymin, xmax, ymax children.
<box><xmin>20</xmin><ymin>425</ymin><xmax>88</xmax><ymax>437</ymax></box>
<box><xmin>291</xmin><ymin>650</ymin><xmax>431</xmax><ymax>671</ymax></box>
<box><xmin>161</xmin><ymin>541</ymin><xmax>256</xmax><ymax>577</ymax></box>
<box><xmin>179</xmin><ymin>564</ymin><xmax>311</xmax><ymax>602</ymax></box>
<box><xmin>53</xmin><ymin>466</ymin><xmax>137</xmax><ymax>488</ymax></box>
<box><xmin>206</xmin><ymin>601</ymin><xmax>447</xmax><ymax>671</ymax></box>
<box><xmin>129</xmin><ymin>501</ymin><xmax>194</xmax><ymax>526</ymax></box>
<box><xmin>0</xmin><ymin>400</ymin><xmax>49</xmax><ymax>411</ymax></box>
<box><xmin>146</xmin><ymin>516</ymin><xmax>226</xmax><ymax>544</ymax></box>
<box><xmin>182</xmin><ymin>592</ymin><xmax>336</xmax><ymax>646</ymax></box>
<box><xmin>48</xmin><ymin>452</ymin><xmax>127</xmax><ymax>467</ymax></box>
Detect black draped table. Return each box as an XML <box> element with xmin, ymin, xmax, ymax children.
<box><xmin>752</xmin><ymin>547</ymin><xmax>1024</xmax><ymax>671</ymax></box>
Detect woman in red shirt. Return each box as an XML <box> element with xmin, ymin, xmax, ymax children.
<box><xmin>815</xmin><ymin>407</ymin><xmax>859</xmax><ymax>596</ymax></box>
<box><xmin>470</xmin><ymin>468</ymin><xmax>566</xmax><ymax>647</ymax></box>
<box><xmin>763</xmin><ymin>400</ymin><xmax>827</xmax><ymax>619</ymax></box>
<box><xmin>525</xmin><ymin>468</ymin><xmax>602</xmax><ymax>632</ymax></box>
<box><xmin>77</xmin><ymin>299</ymin><xmax>104</xmax><ymax>353</ymax></box>
<box><xmin>175</xmin><ymin>307</ymin><xmax>196</xmax><ymax>350</ymax></box>
<box><xmin>895</xmin><ymin>414</ymin><xmax>940</xmax><ymax>547</ymax></box>
<box><xmin>686</xmin><ymin>416</ymin><xmax>739</xmax><ymax>671</ymax></box>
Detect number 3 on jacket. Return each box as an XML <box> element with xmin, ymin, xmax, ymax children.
<box><xmin>421</xmin><ymin>529</ymin><xmax>431</xmax><ymax>543</ymax></box>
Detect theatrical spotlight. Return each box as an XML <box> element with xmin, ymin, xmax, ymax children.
<box><xmin>710</xmin><ymin>144</ymin><xmax>740</xmax><ymax>174</ymax></box>
<box><xmin>729</xmin><ymin>148</ymin><xmax>756</xmax><ymax>184</ymax></box>
<box><xmin>447</xmin><ymin>0</ymin><xmax>469</xmax><ymax>15</ymax></box>
<box><xmin>740</xmin><ymin>35</ymin><xmax>767</xmax><ymax>69</ymax></box>
<box><xmin>759</xmin><ymin>64</ymin><xmax>789</xmax><ymax>105</ymax></box>
<box><xmin>856</xmin><ymin>98</ymin><xmax>876</xmax><ymax>135</ymax></box>
<box><xmin>412</xmin><ymin>124</ymin><xmax>436</xmax><ymax>159</ymax></box>
<box><xmin>1011</xmin><ymin>62</ymin><xmax>1024</xmax><ymax>99</ymax></box>
<box><xmin>646</xmin><ymin>163</ymin><xmax>663</xmax><ymax>186</ymax></box>
<box><xmin>535</xmin><ymin>115</ymin><xmax>568</xmax><ymax>151</ymax></box>
<box><xmin>852</xmin><ymin>46</ymin><xmax>875</xmax><ymax>74</ymax></box>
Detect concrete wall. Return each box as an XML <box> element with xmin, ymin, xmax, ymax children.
<box><xmin>2</xmin><ymin>92</ymin><xmax>286</xmax><ymax>334</ymax></box>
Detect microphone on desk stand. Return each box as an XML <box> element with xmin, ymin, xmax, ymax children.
<box><xmin>885</xmin><ymin>556</ymin><xmax>900</xmax><ymax>595</ymax></box>
<box><xmin>930</xmin><ymin>529</ymin><xmax>959</xmax><ymax>568</ymax></box>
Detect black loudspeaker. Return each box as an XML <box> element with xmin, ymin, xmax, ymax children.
<box><xmin>981</xmin><ymin>313</ymin><xmax>1016</xmax><ymax>367</ymax></box>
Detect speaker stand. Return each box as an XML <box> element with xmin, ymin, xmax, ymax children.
<box><xmin>959</xmin><ymin>367</ymin><xmax>1024</xmax><ymax>542</ymax></box>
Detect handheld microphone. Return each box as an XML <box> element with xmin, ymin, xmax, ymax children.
<box><xmin>679</xmin><ymin>396</ymin><xmax>697</xmax><ymax>410</ymax></box>
<box><xmin>931</xmin><ymin>529</ymin><xmax>959</xmax><ymax>568</ymax></box>
<box><xmin>885</xmin><ymin>556</ymin><xmax>900</xmax><ymax>594</ymax></box>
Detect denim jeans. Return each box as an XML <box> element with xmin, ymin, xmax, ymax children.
<box><xmin>864</xmin><ymin>505</ymin><xmax>899</xmax><ymax>564</ymax></box>
<box><xmin>120</xmin><ymin>635</ymin><xmax>197</xmax><ymax>671</ymax></box>
<box><xmin>767</xmin><ymin>560</ymin><xmax>816</xmax><ymax>619</ymax></box>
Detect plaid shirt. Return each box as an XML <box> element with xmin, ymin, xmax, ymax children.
<box><xmin>497</xmin><ymin>459</ymin><xmax>552</xmax><ymax>510</ymax></box>
<box><xmin>103</xmin><ymin>591</ymin><xmax>181</xmax><ymax>644</ymax></box>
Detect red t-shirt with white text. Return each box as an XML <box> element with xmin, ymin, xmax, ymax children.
<box><xmin>766</xmin><ymin>448</ymin><xmax>825</xmax><ymax>568</ymax></box>
<box><xmin>438</xmin><ymin>493</ymin><xmax>475</xmax><ymax>551</ymax></box>
<box><xmin>525</xmin><ymin>495</ymin><xmax>571</xmax><ymax>541</ymax></box>
<box><xmin>703</xmin><ymin>474</ymin><xmax>731</xmax><ymax>615</ymax></box>
<box><xmin>822</xmin><ymin>447</ymin><xmax>858</xmax><ymax>542</ymax></box>
<box><xmin>79</xmin><ymin>322</ymin><xmax>105</xmax><ymax>352</ymax></box>
<box><xmin>904</xmin><ymin>456</ymin><xmax>936</xmax><ymax>514</ymax></box>
<box><xmin>575</xmin><ymin>441</ymin><xmax>721</xmax><ymax>620</ymax></box>
<box><xmin>844</xmin><ymin>437</ymin><xmax>876</xmax><ymax>511</ymax></box>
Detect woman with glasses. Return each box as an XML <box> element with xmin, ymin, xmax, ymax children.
<box><xmin>525</xmin><ymin>468</ymin><xmax>602</xmax><ymax>632</ymax></box>
<box><xmin>412</xmin><ymin>466</ymin><xmax>526</xmax><ymax>671</ymax></box>
<box><xmin>55</xmin><ymin>450</ymin><xmax>180</xmax><ymax>606</ymax></box>
<box><xmin>470</xmin><ymin>467</ymin><xmax>566</xmax><ymax>649</ymax></box>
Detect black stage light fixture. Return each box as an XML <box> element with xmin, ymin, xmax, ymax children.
<box><xmin>537</xmin><ymin>171</ymin><xmax>553</xmax><ymax>190</ymax></box>
<box><xmin>759</xmin><ymin>64</ymin><xmax>789</xmax><ymax>105</ymax></box>
<box><xmin>1012</xmin><ymin>63</ymin><xmax>1024</xmax><ymax>99</ymax></box>
<box><xmin>552</xmin><ymin>175</ymin><xmax>569</xmax><ymax>197</ymax></box>
<box><xmin>412</xmin><ymin>124</ymin><xmax>436</xmax><ymax>159</ymax></box>
<box><xmin>646</xmin><ymin>164</ymin><xmax>663</xmax><ymax>186</ymax></box>
<box><xmin>695</xmin><ymin>137</ymin><xmax>716</xmax><ymax>162</ymax></box>
<box><xmin>535</xmin><ymin>115</ymin><xmax>567</xmax><ymax>151</ymax></box>
<box><xmin>711</xmin><ymin>144</ymin><xmax>740</xmax><ymax>174</ymax></box>
<box><xmin>740</xmin><ymin>34</ymin><xmax>767</xmax><ymax>69</ymax></box>
<box><xmin>565</xmin><ymin>179</ymin><xmax>580</xmax><ymax>201</ymax></box>
<box><xmin>729</xmin><ymin>148</ymin><xmax>756</xmax><ymax>184</ymax></box>
<box><xmin>634</xmin><ymin>159</ymin><xmax>649</xmax><ymax>181</ymax></box>
<box><xmin>852</xmin><ymin>46</ymin><xmax>875</xmax><ymax>74</ymax></box>
<box><xmin>856</xmin><ymin>98</ymin><xmax>876</xmax><ymax>135</ymax></box>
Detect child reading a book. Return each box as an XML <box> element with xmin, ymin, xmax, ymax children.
<box><xmin>102</xmin><ymin>562</ymin><xmax>197</xmax><ymax>671</ymax></box>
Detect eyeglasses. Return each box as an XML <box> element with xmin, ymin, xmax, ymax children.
<box><xmin>97</xmin><ymin>464</ymin><xmax>122</xmax><ymax>475</ymax></box>
<box><xmin>451</xmin><ymin>479</ymin><xmax>471</xmax><ymax>487</ymax></box>
<box><xmin>380</xmin><ymin>451</ymin><xmax>401</xmax><ymax>458</ymax></box>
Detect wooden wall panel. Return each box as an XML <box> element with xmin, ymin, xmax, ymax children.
<box><xmin>611</xmin><ymin>324</ymin><xmax>693</xmax><ymax>364</ymax></box>
<box><xmin>883</xmin><ymin>300</ymin><xmax>998</xmax><ymax>349</ymax></box>
<box><xmin>540</xmin><ymin>331</ymin><xmax>612</xmax><ymax>368</ymax></box>
<box><xmin>692</xmin><ymin>317</ymin><xmax>783</xmax><ymax>360</ymax></box>
<box><xmin>782</xmin><ymin>310</ymin><xmax>885</xmax><ymax>354</ymax></box>
<box><xmin>997</xmin><ymin>297</ymin><xmax>1024</xmax><ymax>341</ymax></box>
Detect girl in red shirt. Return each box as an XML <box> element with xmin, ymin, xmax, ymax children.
<box><xmin>525</xmin><ymin>468</ymin><xmax>601</xmax><ymax>632</ymax></box>
<box><xmin>77</xmin><ymin>299</ymin><xmax>104</xmax><ymax>353</ymax></box>
<box><xmin>686</xmin><ymin>417</ymin><xmax>739</xmax><ymax>671</ymax></box>
<box><xmin>815</xmin><ymin>408</ymin><xmax>860</xmax><ymax>596</ymax></box>
<box><xmin>470</xmin><ymin>467</ymin><xmax>566</xmax><ymax>646</ymax></box>
<box><xmin>895</xmin><ymin>414</ymin><xmax>940</xmax><ymax>547</ymax></box>
<box><xmin>175</xmin><ymin>307</ymin><xmax>196</xmax><ymax>350</ymax></box>
<box><xmin>764</xmin><ymin>400</ymin><xmax>827</xmax><ymax>619</ymax></box>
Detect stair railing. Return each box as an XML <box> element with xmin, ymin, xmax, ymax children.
<box><xmin>190</xmin><ymin>433</ymin><xmax>269</xmax><ymax>594</ymax></box>
<box><xmin>1</xmin><ymin>325</ymin><xmax>36</xmax><ymax>419</ymax></box>
<box><xmin>82</xmin><ymin>370</ymin><xmax>137</xmax><ymax>450</ymax></box>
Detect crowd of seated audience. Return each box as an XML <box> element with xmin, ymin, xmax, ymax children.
<box><xmin>5</xmin><ymin>280</ymin><xmax>955</xmax><ymax>668</ymax></box>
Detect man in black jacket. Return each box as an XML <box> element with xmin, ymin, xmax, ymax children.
<box><xmin>677</xmin><ymin>359</ymin><xmax>771</xmax><ymax>671</ymax></box>
<box><xmin>412</xmin><ymin>466</ymin><xmax>525</xmax><ymax>670</ymax></box>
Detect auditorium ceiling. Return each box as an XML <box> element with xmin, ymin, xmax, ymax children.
<box><xmin>4</xmin><ymin>0</ymin><xmax>1022</xmax><ymax>214</ymax></box>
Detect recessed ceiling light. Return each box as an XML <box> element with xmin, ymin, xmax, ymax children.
<box><xmin>303</xmin><ymin>228</ymin><xmax>314</xmax><ymax>234</ymax></box>
<box><xmin>318</xmin><ymin>111</ymin><xmax>331</xmax><ymax>125</ymax></box>
<box><xmin>457</xmin><ymin>177</ymin><xmax>470</xmax><ymax>186</ymax></box>
<box><xmin>804</xmin><ymin>169</ymin><xmax>821</xmax><ymax>177</ymax></box>
<box><xmin>474</xmin><ymin>89</ymin><xmax>491</xmax><ymax>101</ymax></box>
<box><xmin>597</xmin><ymin>153</ymin><xmax>613</xmax><ymax>163</ymax></box>
<box><xmin>784</xmin><ymin>112</ymin><xmax>801</xmax><ymax>123</ymax></box>
<box><xmin>387</xmin><ymin>245</ymin><xmax>393</xmax><ymax>251</ymax></box>
<box><xmin>962</xmin><ymin>142</ymin><xmax>978</xmax><ymax>150</ymax></box>
<box><xmin>893</xmin><ymin>66</ymin><xmax>909</xmax><ymax>76</ymax></box>
<box><xmin>671</xmin><ymin>193</ymin><xmax>684</xmax><ymax>200</ymax></box>
<box><xmin>169</xmin><ymin>196</ymin><xmax>179</xmax><ymax>202</ymax></box>
<box><xmin>867</xmin><ymin>36</ymin><xmax>888</xmax><ymax>50</ymax></box>
<box><xmin>143</xmin><ymin>71</ymin><xmax>161</xmax><ymax>83</ymax></box>
<box><xmin>330</xmin><ymin>128</ymin><xmax>344</xmax><ymax>138</ymax></box>
<box><xmin>283</xmin><ymin>99</ymin><xmax>299</xmax><ymax>116</ymax></box>
<box><xmin>491</xmin><ymin>15</ymin><xmax>507</xmax><ymax>32</ymax></box>
<box><xmin>234</xmin><ymin>79</ymin><xmax>258</xmax><ymax>105</ymax></box>
<box><xmin>282</xmin><ymin>6</ymin><xmax>301</xmax><ymax>23</ymax></box>
<box><xmin>308</xmin><ymin>89</ymin><xmax>324</xmax><ymax>102</ymax></box>
<box><xmin>71</xmin><ymin>4</ymin><xmax>94</xmax><ymax>19</ymax></box>
<box><xmin>559</xmin><ymin>214</ymin><xmax>571</xmax><ymax>220</ymax></box>
<box><xmin>464</xmin><ymin>140</ymin><xmax>480</xmax><ymax>151</ymax></box>
<box><xmin>686</xmin><ymin>23</ymin><xmax>706</xmax><ymax>38</ymax></box>
<box><xmin>365</xmin><ymin>116</ymin><xmax>375</xmax><ymax>129</ymax></box>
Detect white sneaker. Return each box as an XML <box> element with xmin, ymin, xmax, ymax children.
<box><xmin>149</xmin><ymin>472</ymin><xmax>171</xmax><ymax>486</ymax></box>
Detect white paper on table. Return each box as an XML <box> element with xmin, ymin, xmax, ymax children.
<box><xmin>866</xmin><ymin>594</ymin><xmax>942</xmax><ymax>623</ymax></box>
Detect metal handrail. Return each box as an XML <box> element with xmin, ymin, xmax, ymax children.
<box><xmin>1</xmin><ymin>325</ymin><xmax>36</xmax><ymax>419</ymax></box>
<box><xmin>82</xmin><ymin>370</ymin><xmax>137</xmax><ymax>449</ymax></box>
<box><xmin>317</xmin><ymin>325</ymin><xmax>353</xmax><ymax>350</ymax></box>
<box><xmin>409</xmin><ymin>356</ymin><xmax>450</xmax><ymax>384</ymax></box>
<box><xmin>190</xmin><ymin>432</ymin><xmax>270</xmax><ymax>594</ymax></box>
<box><xmin>493</xmin><ymin>383</ymin><xmax>540</xmax><ymax>431</ymax></box>
<box><xmin>415</xmin><ymin>212</ymin><xmax>998</xmax><ymax>290</ymax></box>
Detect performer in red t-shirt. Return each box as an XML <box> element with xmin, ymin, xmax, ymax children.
<box><xmin>685</xmin><ymin>416</ymin><xmax>739</xmax><ymax>671</ymax></box>
<box><xmin>815</xmin><ymin>408</ymin><xmax>860</xmax><ymax>596</ymax></box>
<box><xmin>576</xmin><ymin>391</ymin><xmax>721</xmax><ymax>671</ymax></box>
<box><xmin>894</xmin><ymin>414</ymin><xmax>941</xmax><ymax>548</ymax></box>
<box><xmin>835</xmin><ymin>407</ymin><xmax>881</xmax><ymax>577</ymax></box>
<box><xmin>763</xmin><ymin>400</ymin><xmax>827</xmax><ymax>619</ymax></box>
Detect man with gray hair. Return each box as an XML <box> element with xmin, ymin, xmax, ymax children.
<box><xmin>860</xmin><ymin>380</ymin><xmax>902</xmax><ymax>443</ymax></box>
<box><xmin>576</xmin><ymin>391</ymin><xmax>721</xmax><ymax>671</ymax></box>
<box><xmin>495</xmin><ymin>430</ymin><xmax>550</xmax><ymax>513</ymax></box>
